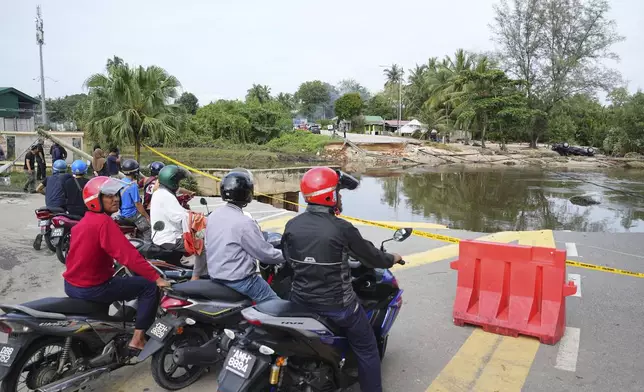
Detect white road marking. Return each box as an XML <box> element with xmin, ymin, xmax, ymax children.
<box><xmin>565</xmin><ymin>242</ymin><xmax>579</xmax><ymax>257</ymax></box>
<box><xmin>567</xmin><ymin>273</ymin><xmax>581</xmax><ymax>297</ymax></box>
<box><xmin>555</xmin><ymin>327</ymin><xmax>581</xmax><ymax>372</ymax></box>
<box><xmin>256</xmin><ymin>211</ymin><xmax>291</xmax><ymax>222</ymax></box>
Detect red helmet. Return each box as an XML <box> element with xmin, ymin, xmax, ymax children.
<box><xmin>300</xmin><ymin>167</ymin><xmax>339</xmax><ymax>207</ymax></box>
<box><xmin>83</xmin><ymin>176</ymin><xmax>127</xmax><ymax>213</ymax></box>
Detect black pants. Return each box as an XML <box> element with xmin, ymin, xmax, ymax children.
<box><xmin>64</xmin><ymin>277</ymin><xmax>157</xmax><ymax>330</ymax></box>
<box><xmin>317</xmin><ymin>302</ymin><xmax>382</xmax><ymax>392</ymax></box>
<box><xmin>36</xmin><ymin>162</ymin><xmax>46</xmax><ymax>181</ymax></box>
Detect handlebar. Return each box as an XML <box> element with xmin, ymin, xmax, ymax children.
<box><xmin>398</xmin><ymin>259</ymin><xmax>406</xmax><ymax>266</ymax></box>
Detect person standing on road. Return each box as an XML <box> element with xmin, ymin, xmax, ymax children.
<box><xmin>23</xmin><ymin>146</ymin><xmax>38</xmax><ymax>193</ymax></box>
<box><xmin>106</xmin><ymin>147</ymin><xmax>121</xmax><ymax>178</ymax></box>
<box><xmin>92</xmin><ymin>148</ymin><xmax>107</xmax><ymax>176</ymax></box>
<box><xmin>34</xmin><ymin>142</ymin><xmax>46</xmax><ymax>181</ymax></box>
<box><xmin>281</xmin><ymin>166</ymin><xmax>404</xmax><ymax>392</ymax></box>
<box><xmin>64</xmin><ymin>160</ymin><xmax>90</xmax><ymax>217</ymax></box>
<box><xmin>63</xmin><ymin>176</ymin><xmax>170</xmax><ymax>354</ymax></box>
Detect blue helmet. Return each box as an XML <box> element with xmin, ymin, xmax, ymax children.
<box><xmin>71</xmin><ymin>159</ymin><xmax>88</xmax><ymax>175</ymax></box>
<box><xmin>149</xmin><ymin>161</ymin><xmax>165</xmax><ymax>176</ymax></box>
<box><xmin>52</xmin><ymin>159</ymin><xmax>68</xmax><ymax>173</ymax></box>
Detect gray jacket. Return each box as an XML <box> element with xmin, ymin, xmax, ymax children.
<box><xmin>205</xmin><ymin>203</ymin><xmax>284</xmax><ymax>281</ymax></box>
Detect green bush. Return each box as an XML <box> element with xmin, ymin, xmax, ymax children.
<box><xmin>264</xmin><ymin>131</ymin><xmax>333</xmax><ymax>154</ymax></box>
<box><xmin>181</xmin><ymin>176</ymin><xmax>201</xmax><ymax>194</ymax></box>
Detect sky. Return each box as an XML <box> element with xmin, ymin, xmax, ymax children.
<box><xmin>2</xmin><ymin>0</ymin><xmax>643</xmax><ymax>105</ymax></box>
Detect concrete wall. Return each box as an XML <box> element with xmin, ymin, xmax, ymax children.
<box><xmin>0</xmin><ymin>131</ymin><xmax>85</xmax><ymax>165</ymax></box>
<box><xmin>195</xmin><ymin>166</ymin><xmax>339</xmax><ymax>211</ymax></box>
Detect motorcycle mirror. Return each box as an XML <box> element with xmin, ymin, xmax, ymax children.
<box><xmin>153</xmin><ymin>221</ymin><xmax>165</xmax><ymax>231</ymax></box>
<box><xmin>393</xmin><ymin>227</ymin><xmax>413</xmax><ymax>242</ymax></box>
<box><xmin>200</xmin><ymin>197</ymin><xmax>207</xmax><ymax>205</ymax></box>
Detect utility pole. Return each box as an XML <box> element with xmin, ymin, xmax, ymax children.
<box><xmin>398</xmin><ymin>74</ymin><xmax>402</xmax><ymax>136</ymax></box>
<box><xmin>36</xmin><ymin>5</ymin><xmax>47</xmax><ymax>126</ymax></box>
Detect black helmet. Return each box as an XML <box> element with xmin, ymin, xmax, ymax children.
<box><xmin>121</xmin><ymin>159</ymin><xmax>140</xmax><ymax>175</ymax></box>
<box><xmin>149</xmin><ymin>161</ymin><xmax>165</xmax><ymax>176</ymax></box>
<box><xmin>158</xmin><ymin>165</ymin><xmax>189</xmax><ymax>192</ymax></box>
<box><xmin>220</xmin><ymin>170</ymin><xmax>254</xmax><ymax>206</ymax></box>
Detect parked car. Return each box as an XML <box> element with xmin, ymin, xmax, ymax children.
<box><xmin>309</xmin><ymin>124</ymin><xmax>321</xmax><ymax>134</ymax></box>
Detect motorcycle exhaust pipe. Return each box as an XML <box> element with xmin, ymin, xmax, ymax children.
<box><xmin>173</xmin><ymin>338</ymin><xmax>223</xmax><ymax>366</ymax></box>
<box><xmin>35</xmin><ymin>367</ymin><xmax>110</xmax><ymax>392</ymax></box>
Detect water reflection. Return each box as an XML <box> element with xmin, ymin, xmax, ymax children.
<box><xmin>339</xmin><ymin>167</ymin><xmax>644</xmax><ymax>233</ymax></box>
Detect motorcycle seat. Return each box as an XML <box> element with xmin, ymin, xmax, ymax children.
<box><xmin>171</xmin><ymin>280</ymin><xmax>251</xmax><ymax>303</ymax></box>
<box><xmin>38</xmin><ymin>206</ymin><xmax>66</xmax><ymax>214</ymax></box>
<box><xmin>255</xmin><ymin>299</ymin><xmax>341</xmax><ymax>334</ymax></box>
<box><xmin>19</xmin><ymin>297</ymin><xmax>110</xmax><ymax>318</ymax></box>
<box><xmin>115</xmin><ymin>217</ymin><xmax>136</xmax><ymax>227</ymax></box>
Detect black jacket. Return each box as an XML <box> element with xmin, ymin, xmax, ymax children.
<box><xmin>282</xmin><ymin>205</ymin><xmax>395</xmax><ymax>311</ymax></box>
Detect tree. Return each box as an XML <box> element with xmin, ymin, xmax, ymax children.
<box><xmin>491</xmin><ymin>0</ymin><xmax>625</xmax><ymax>147</ymax></box>
<box><xmin>176</xmin><ymin>92</ymin><xmax>199</xmax><ymax>115</ymax></box>
<box><xmin>337</xmin><ymin>79</ymin><xmax>371</xmax><ymax>101</ymax></box>
<box><xmin>38</xmin><ymin>94</ymin><xmax>88</xmax><ymax>123</ymax></box>
<box><xmin>383</xmin><ymin>64</ymin><xmax>404</xmax><ymax>87</ymax></box>
<box><xmin>83</xmin><ymin>60</ymin><xmax>184</xmax><ymax>161</ymax></box>
<box><xmin>246</xmin><ymin>84</ymin><xmax>272</xmax><ymax>104</ymax></box>
<box><xmin>295</xmin><ymin>81</ymin><xmax>330</xmax><ymax>118</ymax></box>
<box><xmin>334</xmin><ymin>93</ymin><xmax>363</xmax><ymax>122</ymax></box>
<box><xmin>276</xmin><ymin>93</ymin><xmax>296</xmax><ymax>112</ymax></box>
<box><xmin>364</xmin><ymin>93</ymin><xmax>396</xmax><ymax>119</ymax></box>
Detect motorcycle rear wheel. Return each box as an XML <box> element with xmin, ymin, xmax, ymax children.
<box><xmin>0</xmin><ymin>337</ymin><xmax>77</xmax><ymax>392</ymax></box>
<box><xmin>150</xmin><ymin>327</ymin><xmax>209</xmax><ymax>390</ymax></box>
<box><xmin>55</xmin><ymin>232</ymin><xmax>71</xmax><ymax>265</ymax></box>
<box><xmin>44</xmin><ymin>232</ymin><xmax>56</xmax><ymax>252</ymax></box>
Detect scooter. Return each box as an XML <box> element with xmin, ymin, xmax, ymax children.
<box><xmin>215</xmin><ymin>227</ymin><xmax>411</xmax><ymax>392</ymax></box>
<box><xmin>50</xmin><ymin>213</ymin><xmax>83</xmax><ymax>264</ymax></box>
<box><xmin>0</xmin><ymin>259</ymin><xmax>183</xmax><ymax>392</ymax></box>
<box><xmin>32</xmin><ymin>207</ymin><xmax>67</xmax><ymax>251</ymax></box>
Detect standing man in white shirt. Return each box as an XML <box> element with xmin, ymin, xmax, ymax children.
<box><xmin>150</xmin><ymin>165</ymin><xmax>206</xmax><ymax>276</ymax></box>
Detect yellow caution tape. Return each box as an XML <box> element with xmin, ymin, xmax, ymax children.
<box><xmin>565</xmin><ymin>260</ymin><xmax>644</xmax><ymax>278</ymax></box>
<box><xmin>143</xmin><ymin>144</ymin><xmax>644</xmax><ymax>279</ymax></box>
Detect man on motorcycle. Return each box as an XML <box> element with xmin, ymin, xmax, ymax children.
<box><xmin>150</xmin><ymin>164</ymin><xmax>205</xmax><ymax>272</ymax></box>
<box><xmin>138</xmin><ymin>161</ymin><xmax>165</xmax><ymax>215</ymax></box>
<box><xmin>118</xmin><ymin>159</ymin><xmax>151</xmax><ymax>240</ymax></box>
<box><xmin>281</xmin><ymin>166</ymin><xmax>403</xmax><ymax>392</ymax></box>
<box><xmin>63</xmin><ymin>160</ymin><xmax>90</xmax><ymax>217</ymax></box>
<box><xmin>36</xmin><ymin>159</ymin><xmax>73</xmax><ymax>209</ymax></box>
<box><xmin>204</xmin><ymin>169</ymin><xmax>284</xmax><ymax>302</ymax></box>
<box><xmin>63</xmin><ymin>176</ymin><xmax>170</xmax><ymax>353</ymax></box>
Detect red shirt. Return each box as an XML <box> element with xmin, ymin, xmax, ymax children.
<box><xmin>63</xmin><ymin>211</ymin><xmax>159</xmax><ymax>287</ymax></box>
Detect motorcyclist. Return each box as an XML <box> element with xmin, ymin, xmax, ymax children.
<box><xmin>117</xmin><ymin>159</ymin><xmax>151</xmax><ymax>240</ymax></box>
<box><xmin>138</xmin><ymin>161</ymin><xmax>165</xmax><ymax>215</ymax></box>
<box><xmin>281</xmin><ymin>166</ymin><xmax>403</xmax><ymax>392</ymax></box>
<box><xmin>204</xmin><ymin>169</ymin><xmax>284</xmax><ymax>303</ymax></box>
<box><xmin>63</xmin><ymin>176</ymin><xmax>170</xmax><ymax>354</ymax></box>
<box><xmin>150</xmin><ymin>164</ymin><xmax>205</xmax><ymax>271</ymax></box>
<box><xmin>63</xmin><ymin>160</ymin><xmax>90</xmax><ymax>217</ymax></box>
<box><xmin>36</xmin><ymin>159</ymin><xmax>73</xmax><ymax>210</ymax></box>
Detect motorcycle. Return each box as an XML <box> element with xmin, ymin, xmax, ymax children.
<box><xmin>215</xmin><ymin>227</ymin><xmax>411</xmax><ymax>392</ymax></box>
<box><xmin>32</xmin><ymin>207</ymin><xmax>67</xmax><ymax>252</ymax></box>
<box><xmin>137</xmin><ymin>224</ymin><xmax>289</xmax><ymax>390</ymax></box>
<box><xmin>50</xmin><ymin>214</ymin><xmax>83</xmax><ymax>264</ymax></box>
<box><xmin>0</xmin><ymin>259</ymin><xmax>187</xmax><ymax>392</ymax></box>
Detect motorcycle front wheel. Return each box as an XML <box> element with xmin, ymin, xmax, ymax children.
<box><xmin>150</xmin><ymin>327</ymin><xmax>209</xmax><ymax>390</ymax></box>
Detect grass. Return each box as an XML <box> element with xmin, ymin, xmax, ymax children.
<box><xmin>122</xmin><ymin>131</ymin><xmax>334</xmax><ymax>169</ymax></box>
<box><xmin>1</xmin><ymin>171</ymin><xmax>33</xmax><ymax>192</ymax></box>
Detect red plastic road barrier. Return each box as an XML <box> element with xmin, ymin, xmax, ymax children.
<box><xmin>450</xmin><ymin>240</ymin><xmax>577</xmax><ymax>345</ymax></box>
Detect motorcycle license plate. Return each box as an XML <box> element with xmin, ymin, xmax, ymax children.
<box><xmin>147</xmin><ymin>320</ymin><xmax>172</xmax><ymax>341</ymax></box>
<box><xmin>223</xmin><ymin>347</ymin><xmax>257</xmax><ymax>379</ymax></box>
<box><xmin>39</xmin><ymin>220</ymin><xmax>49</xmax><ymax>227</ymax></box>
<box><xmin>0</xmin><ymin>344</ymin><xmax>18</xmax><ymax>367</ymax></box>
<box><xmin>51</xmin><ymin>227</ymin><xmax>64</xmax><ymax>238</ymax></box>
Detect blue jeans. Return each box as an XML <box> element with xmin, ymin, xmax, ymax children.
<box><xmin>64</xmin><ymin>277</ymin><xmax>158</xmax><ymax>330</ymax></box>
<box><xmin>215</xmin><ymin>274</ymin><xmax>278</xmax><ymax>304</ymax></box>
<box><xmin>318</xmin><ymin>302</ymin><xmax>382</xmax><ymax>392</ymax></box>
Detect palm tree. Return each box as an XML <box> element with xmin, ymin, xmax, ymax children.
<box><xmin>84</xmin><ymin>62</ymin><xmax>183</xmax><ymax>161</ymax></box>
<box><xmin>246</xmin><ymin>84</ymin><xmax>272</xmax><ymax>104</ymax></box>
<box><xmin>383</xmin><ymin>64</ymin><xmax>404</xmax><ymax>87</ymax></box>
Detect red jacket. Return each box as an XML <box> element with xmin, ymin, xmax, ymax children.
<box><xmin>63</xmin><ymin>211</ymin><xmax>159</xmax><ymax>287</ymax></box>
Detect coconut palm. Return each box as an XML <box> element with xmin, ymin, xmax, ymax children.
<box><xmin>246</xmin><ymin>84</ymin><xmax>272</xmax><ymax>104</ymax></box>
<box><xmin>383</xmin><ymin>64</ymin><xmax>404</xmax><ymax>87</ymax></box>
<box><xmin>84</xmin><ymin>62</ymin><xmax>183</xmax><ymax>161</ymax></box>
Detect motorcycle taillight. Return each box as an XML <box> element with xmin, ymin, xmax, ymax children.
<box><xmin>36</xmin><ymin>211</ymin><xmax>51</xmax><ymax>220</ymax></box>
<box><xmin>0</xmin><ymin>321</ymin><xmax>12</xmax><ymax>334</ymax></box>
<box><xmin>51</xmin><ymin>216</ymin><xmax>65</xmax><ymax>226</ymax></box>
<box><xmin>160</xmin><ymin>296</ymin><xmax>191</xmax><ymax>309</ymax></box>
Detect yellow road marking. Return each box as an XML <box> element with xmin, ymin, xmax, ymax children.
<box><xmin>426</xmin><ymin>230</ymin><xmax>555</xmax><ymax>392</ymax></box>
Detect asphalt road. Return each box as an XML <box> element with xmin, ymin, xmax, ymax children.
<box><xmin>1</xmin><ymin>193</ymin><xmax>643</xmax><ymax>391</ymax></box>
<box><xmin>320</xmin><ymin>129</ymin><xmax>411</xmax><ymax>144</ymax></box>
